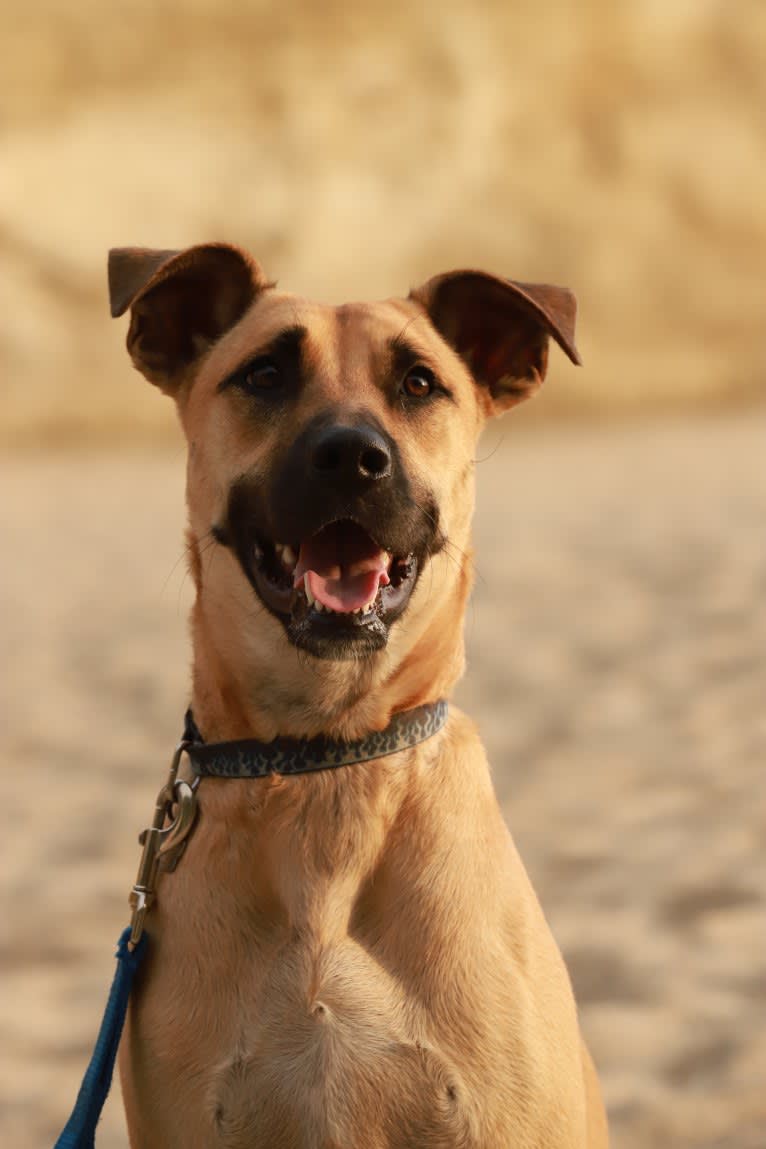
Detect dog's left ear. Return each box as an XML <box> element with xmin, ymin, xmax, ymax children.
<box><xmin>108</xmin><ymin>243</ymin><xmax>267</xmax><ymax>393</ymax></box>
<box><xmin>411</xmin><ymin>270</ymin><xmax>581</xmax><ymax>414</ymax></box>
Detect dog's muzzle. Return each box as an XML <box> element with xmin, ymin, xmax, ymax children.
<box><xmin>217</xmin><ymin>418</ymin><xmax>443</xmax><ymax>660</ymax></box>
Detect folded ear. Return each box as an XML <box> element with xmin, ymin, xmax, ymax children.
<box><xmin>410</xmin><ymin>270</ymin><xmax>581</xmax><ymax>415</ymax></box>
<box><xmin>108</xmin><ymin>243</ymin><xmax>268</xmax><ymax>393</ymax></box>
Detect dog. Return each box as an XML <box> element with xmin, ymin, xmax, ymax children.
<box><xmin>108</xmin><ymin>243</ymin><xmax>608</xmax><ymax>1148</ymax></box>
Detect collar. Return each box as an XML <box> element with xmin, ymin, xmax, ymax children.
<box><xmin>181</xmin><ymin>699</ymin><xmax>449</xmax><ymax>779</ymax></box>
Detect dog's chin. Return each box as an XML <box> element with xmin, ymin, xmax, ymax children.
<box><xmin>284</xmin><ymin>569</ymin><xmax>418</xmax><ymax>660</ymax></box>
<box><xmin>240</xmin><ymin>523</ymin><xmax>422</xmax><ymax>662</ymax></box>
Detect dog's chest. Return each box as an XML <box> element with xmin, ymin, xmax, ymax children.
<box><xmin>145</xmin><ymin>774</ymin><xmax>473</xmax><ymax>1146</ymax></box>
<box><xmin>206</xmin><ymin>937</ymin><xmax>472</xmax><ymax>1149</ymax></box>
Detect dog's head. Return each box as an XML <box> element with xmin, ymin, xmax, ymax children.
<box><xmin>109</xmin><ymin>245</ymin><xmax>578</xmax><ymax>726</ymax></box>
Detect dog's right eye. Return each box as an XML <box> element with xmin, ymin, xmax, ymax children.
<box><xmin>238</xmin><ymin>357</ymin><xmax>280</xmax><ymax>392</ymax></box>
<box><xmin>219</xmin><ymin>356</ymin><xmax>282</xmax><ymax>395</ymax></box>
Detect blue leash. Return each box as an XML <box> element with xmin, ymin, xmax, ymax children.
<box><xmin>53</xmin><ymin>738</ymin><xmax>197</xmax><ymax>1148</ymax></box>
<box><xmin>53</xmin><ymin>928</ymin><xmax>147</xmax><ymax>1149</ymax></box>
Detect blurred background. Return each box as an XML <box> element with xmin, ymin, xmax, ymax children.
<box><xmin>1</xmin><ymin>1</ymin><xmax>764</xmax><ymax>1146</ymax></box>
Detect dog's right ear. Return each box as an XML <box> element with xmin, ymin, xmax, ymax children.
<box><xmin>108</xmin><ymin>244</ymin><xmax>268</xmax><ymax>393</ymax></box>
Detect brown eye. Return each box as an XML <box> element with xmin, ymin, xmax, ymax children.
<box><xmin>402</xmin><ymin>367</ymin><xmax>435</xmax><ymax>399</ymax></box>
<box><xmin>242</xmin><ymin>357</ymin><xmax>279</xmax><ymax>391</ymax></box>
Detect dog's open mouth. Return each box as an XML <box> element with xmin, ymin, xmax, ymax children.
<box><xmin>245</xmin><ymin>519</ymin><xmax>419</xmax><ymax>658</ymax></box>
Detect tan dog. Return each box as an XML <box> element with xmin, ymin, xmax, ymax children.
<box><xmin>109</xmin><ymin>244</ymin><xmax>608</xmax><ymax>1149</ymax></box>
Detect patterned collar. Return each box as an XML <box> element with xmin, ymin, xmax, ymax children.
<box><xmin>182</xmin><ymin>700</ymin><xmax>449</xmax><ymax>779</ymax></box>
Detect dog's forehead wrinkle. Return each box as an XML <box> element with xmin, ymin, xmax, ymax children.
<box><xmin>210</xmin><ymin>294</ymin><xmax>445</xmax><ymax>404</ymax></box>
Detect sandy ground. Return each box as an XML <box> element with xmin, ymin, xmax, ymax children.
<box><xmin>1</xmin><ymin>413</ymin><xmax>764</xmax><ymax>1148</ymax></box>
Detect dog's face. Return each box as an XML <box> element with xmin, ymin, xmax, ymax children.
<box><xmin>109</xmin><ymin>246</ymin><xmax>578</xmax><ymax>715</ymax></box>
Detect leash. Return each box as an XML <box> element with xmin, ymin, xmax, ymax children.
<box><xmin>53</xmin><ymin>929</ymin><xmax>146</xmax><ymax>1149</ymax></box>
<box><xmin>52</xmin><ymin>700</ymin><xmax>448</xmax><ymax>1147</ymax></box>
<box><xmin>53</xmin><ymin>739</ymin><xmax>197</xmax><ymax>1149</ymax></box>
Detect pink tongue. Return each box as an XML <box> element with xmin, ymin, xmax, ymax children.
<box><xmin>294</xmin><ymin>527</ymin><xmax>390</xmax><ymax>613</ymax></box>
<box><xmin>305</xmin><ymin>568</ymin><xmax>384</xmax><ymax>613</ymax></box>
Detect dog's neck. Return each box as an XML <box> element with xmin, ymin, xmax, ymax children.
<box><xmin>187</xmin><ymin>554</ymin><xmax>471</xmax><ymax>744</ymax></box>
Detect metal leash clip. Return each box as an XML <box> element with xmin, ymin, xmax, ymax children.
<box><xmin>128</xmin><ymin>742</ymin><xmax>198</xmax><ymax>951</ymax></box>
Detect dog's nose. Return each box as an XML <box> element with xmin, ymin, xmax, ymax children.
<box><xmin>309</xmin><ymin>425</ymin><xmax>393</xmax><ymax>485</ymax></box>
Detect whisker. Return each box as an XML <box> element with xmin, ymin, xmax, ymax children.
<box><xmin>162</xmin><ymin>529</ymin><xmax>214</xmax><ymax>599</ymax></box>
<box><xmin>417</xmin><ymin>500</ymin><xmax>482</xmax><ymax>583</ymax></box>
<box><xmin>178</xmin><ymin>535</ymin><xmax>219</xmax><ymax>614</ymax></box>
<box><xmin>473</xmin><ymin>427</ymin><xmax>507</xmax><ymax>464</ymax></box>
<box><xmin>402</xmin><ymin>494</ymin><xmax>482</xmax><ymax>586</ymax></box>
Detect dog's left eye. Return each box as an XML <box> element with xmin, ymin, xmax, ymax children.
<box><xmin>239</xmin><ymin>357</ymin><xmax>280</xmax><ymax>392</ymax></box>
<box><xmin>402</xmin><ymin>367</ymin><xmax>436</xmax><ymax>399</ymax></box>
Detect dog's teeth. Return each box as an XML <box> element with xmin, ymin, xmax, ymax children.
<box><xmin>282</xmin><ymin>545</ymin><xmax>297</xmax><ymax>569</ymax></box>
<box><xmin>304</xmin><ymin>574</ymin><xmax>315</xmax><ymax>607</ymax></box>
<box><xmin>254</xmin><ymin>543</ymin><xmax>263</xmax><ymax>560</ymax></box>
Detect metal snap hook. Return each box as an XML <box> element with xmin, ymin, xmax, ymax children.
<box><xmin>127</xmin><ymin>743</ymin><xmax>199</xmax><ymax>949</ymax></box>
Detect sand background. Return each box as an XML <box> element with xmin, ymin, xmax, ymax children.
<box><xmin>1</xmin><ymin>3</ymin><xmax>765</xmax><ymax>1147</ymax></box>
<box><xmin>2</xmin><ymin>0</ymin><xmax>765</xmax><ymax>444</ymax></box>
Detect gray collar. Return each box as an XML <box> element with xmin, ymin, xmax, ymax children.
<box><xmin>182</xmin><ymin>700</ymin><xmax>449</xmax><ymax>779</ymax></box>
